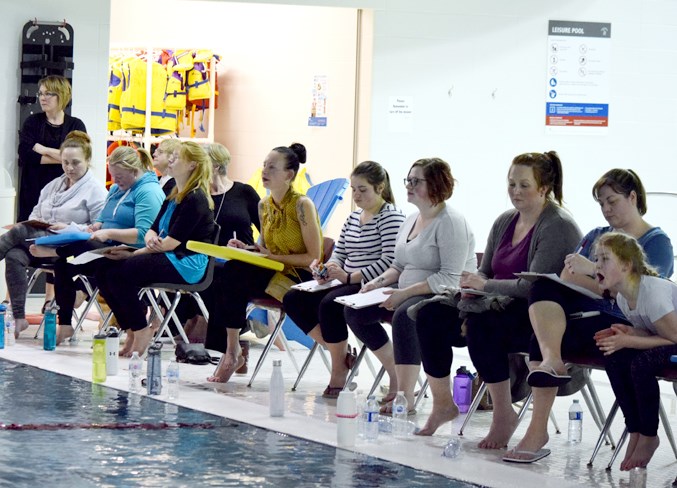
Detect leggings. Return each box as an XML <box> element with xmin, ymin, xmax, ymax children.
<box><xmin>283</xmin><ymin>283</ymin><xmax>361</xmax><ymax>343</ymax></box>
<box><xmin>465</xmin><ymin>299</ymin><xmax>532</xmax><ymax>383</ymax></box>
<box><xmin>605</xmin><ymin>344</ymin><xmax>677</xmax><ymax>437</ymax></box>
<box><xmin>345</xmin><ymin>294</ymin><xmax>431</xmax><ymax>365</ymax></box>
<box><xmin>0</xmin><ymin>224</ymin><xmax>53</xmax><ymax>318</ymax></box>
<box><xmin>415</xmin><ymin>301</ymin><xmax>465</xmax><ymax>378</ymax></box>
<box><xmin>95</xmin><ymin>253</ymin><xmax>186</xmax><ymax>332</ymax></box>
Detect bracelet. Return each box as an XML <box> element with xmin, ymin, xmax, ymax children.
<box><xmin>346</xmin><ymin>272</ymin><xmax>351</xmax><ymax>285</ymax></box>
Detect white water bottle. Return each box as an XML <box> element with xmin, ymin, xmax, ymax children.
<box><xmin>269</xmin><ymin>359</ymin><xmax>285</xmax><ymax>417</ymax></box>
<box><xmin>105</xmin><ymin>328</ymin><xmax>120</xmax><ymax>375</ymax></box>
<box><xmin>364</xmin><ymin>395</ymin><xmax>380</xmax><ymax>441</ymax></box>
<box><xmin>392</xmin><ymin>391</ymin><xmax>409</xmax><ymax>437</ymax></box>
<box><xmin>129</xmin><ymin>351</ymin><xmax>143</xmax><ymax>393</ymax></box>
<box><xmin>568</xmin><ymin>399</ymin><xmax>583</xmax><ymax>443</ymax></box>
<box><xmin>336</xmin><ymin>390</ymin><xmax>358</xmax><ymax>447</ymax></box>
<box><xmin>166</xmin><ymin>360</ymin><xmax>180</xmax><ymax>399</ymax></box>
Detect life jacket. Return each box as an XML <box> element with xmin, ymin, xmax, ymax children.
<box><xmin>119</xmin><ymin>57</ymin><xmax>147</xmax><ymax>132</ymax></box>
<box><xmin>107</xmin><ymin>59</ymin><xmax>123</xmax><ymax>131</ymax></box>
<box><xmin>149</xmin><ymin>62</ymin><xmax>177</xmax><ymax>135</ymax></box>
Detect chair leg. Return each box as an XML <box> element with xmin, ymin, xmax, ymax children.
<box><xmin>606</xmin><ymin>427</ymin><xmax>629</xmax><ymax>471</ymax></box>
<box><xmin>155</xmin><ymin>290</ymin><xmax>187</xmax><ymax>344</ymax></box>
<box><xmin>459</xmin><ymin>381</ymin><xmax>488</xmax><ymax>436</ymax></box>
<box><xmin>344</xmin><ymin>345</ymin><xmax>368</xmax><ymax>387</ymax></box>
<box><xmin>582</xmin><ymin>370</ymin><xmax>616</xmax><ymax>448</ymax></box>
<box><xmin>659</xmin><ymin>399</ymin><xmax>677</xmax><ymax>459</ymax></box>
<box><xmin>367</xmin><ymin>367</ymin><xmax>386</xmax><ymax>397</ymax></box>
<box><xmin>292</xmin><ymin>342</ymin><xmax>319</xmax><ymax>391</ymax></box>
<box><xmin>414</xmin><ymin>378</ymin><xmax>429</xmax><ymax>410</ymax></box>
<box><xmin>588</xmin><ymin>400</ymin><xmax>620</xmax><ymax>466</ymax></box>
<box><xmin>248</xmin><ymin>311</ymin><xmax>286</xmax><ymax>387</ymax></box>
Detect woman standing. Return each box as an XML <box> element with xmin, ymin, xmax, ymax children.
<box><xmin>347</xmin><ymin>158</ymin><xmax>476</xmax><ymax>412</ymax></box>
<box><xmin>206</xmin><ymin>143</ymin><xmax>322</xmax><ymax>383</ymax></box>
<box><xmin>18</xmin><ymin>75</ymin><xmax>87</xmax><ymax>221</ymax></box>
<box><xmin>283</xmin><ymin>161</ymin><xmax>405</xmax><ymax>397</ymax></box>
<box><xmin>1</xmin><ymin>131</ymin><xmax>106</xmax><ymax>337</ymax></box>
<box><xmin>93</xmin><ymin>141</ymin><xmax>215</xmax><ymax>356</ymax></box>
<box><xmin>152</xmin><ymin>139</ymin><xmax>181</xmax><ymax>196</ymax></box>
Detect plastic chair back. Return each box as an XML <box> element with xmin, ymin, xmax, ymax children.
<box><xmin>306</xmin><ymin>178</ymin><xmax>349</xmax><ymax>231</ymax></box>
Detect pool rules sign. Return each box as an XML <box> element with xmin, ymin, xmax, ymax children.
<box><xmin>545</xmin><ymin>20</ymin><xmax>611</xmax><ymax>133</ymax></box>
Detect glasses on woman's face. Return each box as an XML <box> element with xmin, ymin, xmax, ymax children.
<box><xmin>36</xmin><ymin>91</ymin><xmax>58</xmax><ymax>99</ymax></box>
<box><xmin>404</xmin><ymin>177</ymin><xmax>426</xmax><ymax>188</ymax></box>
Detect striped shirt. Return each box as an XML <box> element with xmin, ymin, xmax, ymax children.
<box><xmin>328</xmin><ymin>202</ymin><xmax>406</xmax><ymax>283</ymax></box>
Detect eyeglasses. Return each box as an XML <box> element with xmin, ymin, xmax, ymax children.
<box><xmin>36</xmin><ymin>91</ymin><xmax>58</xmax><ymax>99</ymax></box>
<box><xmin>404</xmin><ymin>177</ymin><xmax>426</xmax><ymax>187</ymax></box>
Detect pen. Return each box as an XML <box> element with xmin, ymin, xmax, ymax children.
<box><xmin>575</xmin><ymin>238</ymin><xmax>588</xmax><ymax>254</ymax></box>
<box><xmin>570</xmin><ymin>311</ymin><xmax>600</xmax><ymax>319</ymax></box>
<box><xmin>158</xmin><ymin>229</ymin><xmax>166</xmax><ymax>238</ymax></box>
<box><xmin>233</xmin><ymin>231</ymin><xmax>237</xmax><ymax>241</ymax></box>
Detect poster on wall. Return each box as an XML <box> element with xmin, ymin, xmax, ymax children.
<box><xmin>388</xmin><ymin>96</ymin><xmax>414</xmax><ymax>133</ymax></box>
<box><xmin>308</xmin><ymin>75</ymin><xmax>327</xmax><ymax>127</ymax></box>
<box><xmin>545</xmin><ymin>20</ymin><xmax>611</xmax><ymax>134</ymax></box>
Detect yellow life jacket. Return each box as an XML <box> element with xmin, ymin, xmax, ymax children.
<box><xmin>107</xmin><ymin>59</ymin><xmax>123</xmax><ymax>131</ymax></box>
<box><xmin>149</xmin><ymin>62</ymin><xmax>177</xmax><ymax>135</ymax></box>
<box><xmin>119</xmin><ymin>58</ymin><xmax>147</xmax><ymax>132</ymax></box>
<box><xmin>187</xmin><ymin>62</ymin><xmax>211</xmax><ymax>102</ymax></box>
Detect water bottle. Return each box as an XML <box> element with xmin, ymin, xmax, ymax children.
<box><xmin>392</xmin><ymin>391</ymin><xmax>409</xmax><ymax>437</ymax></box>
<box><xmin>166</xmin><ymin>359</ymin><xmax>180</xmax><ymax>400</ymax></box>
<box><xmin>453</xmin><ymin>366</ymin><xmax>473</xmax><ymax>413</ymax></box>
<box><xmin>105</xmin><ymin>328</ymin><xmax>120</xmax><ymax>375</ymax></box>
<box><xmin>336</xmin><ymin>390</ymin><xmax>358</xmax><ymax>447</ymax></box>
<box><xmin>146</xmin><ymin>342</ymin><xmax>163</xmax><ymax>395</ymax></box>
<box><xmin>0</xmin><ymin>303</ymin><xmax>6</xmax><ymax>349</ymax></box>
<box><xmin>43</xmin><ymin>302</ymin><xmax>58</xmax><ymax>351</ymax></box>
<box><xmin>129</xmin><ymin>351</ymin><xmax>143</xmax><ymax>393</ymax></box>
<box><xmin>568</xmin><ymin>399</ymin><xmax>583</xmax><ymax>443</ymax></box>
<box><xmin>92</xmin><ymin>333</ymin><xmax>107</xmax><ymax>383</ymax></box>
<box><xmin>442</xmin><ymin>437</ymin><xmax>462</xmax><ymax>458</ymax></box>
<box><xmin>5</xmin><ymin>309</ymin><xmax>15</xmax><ymax>346</ymax></box>
<box><xmin>363</xmin><ymin>395</ymin><xmax>380</xmax><ymax>441</ymax></box>
<box><xmin>378</xmin><ymin>416</ymin><xmax>416</xmax><ymax>435</ymax></box>
<box><xmin>269</xmin><ymin>359</ymin><xmax>285</xmax><ymax>417</ymax></box>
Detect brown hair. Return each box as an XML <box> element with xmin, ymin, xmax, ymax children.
<box><xmin>108</xmin><ymin>146</ymin><xmax>154</xmax><ymax>174</ymax></box>
<box><xmin>410</xmin><ymin>157</ymin><xmax>454</xmax><ymax>206</ymax></box>
<box><xmin>352</xmin><ymin>160</ymin><xmax>395</xmax><ymax>204</ymax></box>
<box><xmin>511</xmin><ymin>151</ymin><xmax>564</xmax><ymax>205</ymax></box>
<box><xmin>592</xmin><ymin>169</ymin><xmax>647</xmax><ymax>215</ymax></box>
<box><xmin>60</xmin><ymin>130</ymin><xmax>92</xmax><ymax>164</ymax></box>
<box><xmin>272</xmin><ymin>142</ymin><xmax>306</xmax><ymax>180</ymax></box>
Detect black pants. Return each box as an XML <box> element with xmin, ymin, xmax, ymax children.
<box><xmin>415</xmin><ymin>301</ymin><xmax>465</xmax><ymax>379</ymax></box>
<box><xmin>95</xmin><ymin>253</ymin><xmax>186</xmax><ymax>332</ymax></box>
<box><xmin>283</xmin><ymin>283</ymin><xmax>361</xmax><ymax>343</ymax></box>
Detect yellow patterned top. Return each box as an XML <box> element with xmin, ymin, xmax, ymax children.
<box><xmin>261</xmin><ymin>188</ymin><xmax>321</xmax><ymax>274</ymax></box>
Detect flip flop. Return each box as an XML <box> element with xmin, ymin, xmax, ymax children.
<box><xmin>527</xmin><ymin>368</ymin><xmax>571</xmax><ymax>388</ymax></box>
<box><xmin>503</xmin><ymin>448</ymin><xmax>551</xmax><ymax>463</ymax></box>
<box><xmin>379</xmin><ymin>402</ymin><xmax>416</xmax><ymax>417</ymax></box>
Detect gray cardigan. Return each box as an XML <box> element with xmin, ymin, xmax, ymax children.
<box><xmin>480</xmin><ymin>201</ymin><xmax>581</xmax><ymax>298</ymax></box>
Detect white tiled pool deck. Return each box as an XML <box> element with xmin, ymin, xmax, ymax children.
<box><xmin>2</xmin><ymin>299</ymin><xmax>677</xmax><ymax>488</ymax></box>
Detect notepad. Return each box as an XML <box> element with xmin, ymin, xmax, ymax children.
<box><xmin>515</xmin><ymin>272</ymin><xmax>603</xmax><ymax>299</ymax></box>
<box><xmin>291</xmin><ymin>279</ymin><xmax>343</xmax><ymax>293</ymax></box>
<box><xmin>334</xmin><ymin>288</ymin><xmax>393</xmax><ymax>309</ymax></box>
<box><xmin>68</xmin><ymin>245</ymin><xmax>137</xmax><ymax>265</ymax></box>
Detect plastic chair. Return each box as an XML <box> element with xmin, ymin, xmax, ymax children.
<box><xmin>306</xmin><ymin>178</ymin><xmax>349</xmax><ymax>231</ymax></box>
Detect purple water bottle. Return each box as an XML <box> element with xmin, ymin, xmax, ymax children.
<box><xmin>453</xmin><ymin>366</ymin><xmax>473</xmax><ymax>413</ymax></box>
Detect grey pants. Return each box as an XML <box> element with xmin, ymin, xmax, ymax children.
<box><xmin>0</xmin><ymin>224</ymin><xmax>51</xmax><ymax>318</ymax></box>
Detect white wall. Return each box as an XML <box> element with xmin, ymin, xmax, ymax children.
<box><xmin>0</xmin><ymin>0</ymin><xmax>111</xmax><ymax>191</ymax></box>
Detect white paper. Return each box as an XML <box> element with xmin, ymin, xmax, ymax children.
<box><xmin>50</xmin><ymin>222</ymin><xmax>84</xmax><ymax>234</ymax></box>
<box><xmin>515</xmin><ymin>272</ymin><xmax>603</xmax><ymax>299</ymax></box>
<box><xmin>68</xmin><ymin>245</ymin><xmax>137</xmax><ymax>265</ymax></box>
<box><xmin>334</xmin><ymin>287</ymin><xmax>393</xmax><ymax>309</ymax></box>
<box><xmin>291</xmin><ymin>279</ymin><xmax>343</xmax><ymax>293</ymax></box>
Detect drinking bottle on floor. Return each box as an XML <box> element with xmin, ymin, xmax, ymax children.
<box><xmin>129</xmin><ymin>351</ymin><xmax>142</xmax><ymax>393</ymax></box>
<box><xmin>269</xmin><ymin>359</ymin><xmax>285</xmax><ymax>417</ymax></box>
<box><xmin>0</xmin><ymin>303</ymin><xmax>6</xmax><ymax>349</ymax></box>
<box><xmin>146</xmin><ymin>342</ymin><xmax>163</xmax><ymax>395</ymax></box>
<box><xmin>568</xmin><ymin>399</ymin><xmax>583</xmax><ymax>443</ymax></box>
<box><xmin>453</xmin><ymin>366</ymin><xmax>473</xmax><ymax>413</ymax></box>
<box><xmin>92</xmin><ymin>333</ymin><xmax>107</xmax><ymax>383</ymax></box>
<box><xmin>105</xmin><ymin>327</ymin><xmax>120</xmax><ymax>375</ymax></box>
<box><xmin>166</xmin><ymin>359</ymin><xmax>179</xmax><ymax>400</ymax></box>
<box><xmin>364</xmin><ymin>395</ymin><xmax>380</xmax><ymax>441</ymax></box>
<box><xmin>5</xmin><ymin>309</ymin><xmax>15</xmax><ymax>346</ymax></box>
<box><xmin>392</xmin><ymin>391</ymin><xmax>409</xmax><ymax>437</ymax></box>
<box><xmin>336</xmin><ymin>390</ymin><xmax>358</xmax><ymax>447</ymax></box>
<box><xmin>43</xmin><ymin>302</ymin><xmax>58</xmax><ymax>351</ymax></box>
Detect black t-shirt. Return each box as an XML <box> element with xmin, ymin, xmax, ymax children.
<box><xmin>212</xmin><ymin>182</ymin><xmax>261</xmax><ymax>246</ymax></box>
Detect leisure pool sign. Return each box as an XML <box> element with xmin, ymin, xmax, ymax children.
<box><xmin>545</xmin><ymin>20</ymin><xmax>611</xmax><ymax>133</ymax></box>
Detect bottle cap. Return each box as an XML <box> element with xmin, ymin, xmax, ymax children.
<box><xmin>94</xmin><ymin>333</ymin><xmax>107</xmax><ymax>340</ymax></box>
<box><xmin>107</xmin><ymin>327</ymin><xmax>120</xmax><ymax>338</ymax></box>
<box><xmin>0</xmin><ymin>304</ymin><xmax>6</xmax><ymax>312</ymax></box>
<box><xmin>273</xmin><ymin>359</ymin><xmax>282</xmax><ymax>366</ymax></box>
<box><xmin>148</xmin><ymin>341</ymin><xmax>163</xmax><ymax>353</ymax></box>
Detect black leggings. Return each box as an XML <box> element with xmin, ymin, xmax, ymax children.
<box><xmin>283</xmin><ymin>283</ymin><xmax>361</xmax><ymax>343</ymax></box>
<box><xmin>605</xmin><ymin>344</ymin><xmax>677</xmax><ymax>437</ymax></box>
<box><xmin>345</xmin><ymin>295</ymin><xmax>431</xmax><ymax>365</ymax></box>
<box><xmin>416</xmin><ymin>301</ymin><xmax>465</xmax><ymax>378</ymax></box>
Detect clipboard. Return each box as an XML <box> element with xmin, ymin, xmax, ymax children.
<box><xmin>291</xmin><ymin>279</ymin><xmax>343</xmax><ymax>292</ymax></box>
<box><xmin>186</xmin><ymin>241</ymin><xmax>284</xmax><ymax>271</ymax></box>
<box><xmin>515</xmin><ymin>272</ymin><xmax>603</xmax><ymax>299</ymax></box>
<box><xmin>334</xmin><ymin>288</ymin><xmax>393</xmax><ymax>309</ymax></box>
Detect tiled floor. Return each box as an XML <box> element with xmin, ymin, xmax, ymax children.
<box><xmin>2</xmin><ymin>298</ymin><xmax>677</xmax><ymax>487</ymax></box>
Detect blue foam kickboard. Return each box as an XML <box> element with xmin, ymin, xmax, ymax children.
<box><xmin>35</xmin><ymin>232</ymin><xmax>91</xmax><ymax>246</ymax></box>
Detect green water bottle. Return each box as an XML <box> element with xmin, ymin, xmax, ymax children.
<box><xmin>92</xmin><ymin>333</ymin><xmax>107</xmax><ymax>383</ymax></box>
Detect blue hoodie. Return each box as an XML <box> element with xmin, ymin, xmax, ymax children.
<box><xmin>97</xmin><ymin>171</ymin><xmax>165</xmax><ymax>246</ymax></box>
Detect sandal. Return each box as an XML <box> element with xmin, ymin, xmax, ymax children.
<box><xmin>378</xmin><ymin>392</ymin><xmax>397</xmax><ymax>405</ymax></box>
<box><xmin>322</xmin><ymin>385</ymin><xmax>343</xmax><ymax>399</ymax></box>
<box><xmin>344</xmin><ymin>345</ymin><xmax>357</xmax><ymax>370</ymax></box>
<box><xmin>379</xmin><ymin>401</ymin><xmax>416</xmax><ymax>417</ymax></box>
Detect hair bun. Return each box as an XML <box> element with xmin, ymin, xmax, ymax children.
<box><xmin>289</xmin><ymin>142</ymin><xmax>307</xmax><ymax>165</ymax></box>
<box><xmin>65</xmin><ymin>130</ymin><xmax>91</xmax><ymax>145</ymax></box>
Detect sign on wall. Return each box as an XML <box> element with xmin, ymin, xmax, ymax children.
<box><xmin>308</xmin><ymin>75</ymin><xmax>327</xmax><ymax>127</ymax></box>
<box><xmin>545</xmin><ymin>20</ymin><xmax>611</xmax><ymax>134</ymax></box>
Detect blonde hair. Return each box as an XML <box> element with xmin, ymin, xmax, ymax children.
<box><xmin>38</xmin><ymin>75</ymin><xmax>72</xmax><ymax>111</ymax></box>
<box><xmin>157</xmin><ymin>138</ymin><xmax>182</xmax><ymax>156</ymax></box>
<box><xmin>204</xmin><ymin>143</ymin><xmax>231</xmax><ymax>176</ymax></box>
<box><xmin>60</xmin><ymin>130</ymin><xmax>92</xmax><ymax>165</ymax></box>
<box><xmin>169</xmin><ymin>141</ymin><xmax>214</xmax><ymax>209</ymax></box>
<box><xmin>108</xmin><ymin>146</ymin><xmax>153</xmax><ymax>174</ymax></box>
<box><xmin>594</xmin><ymin>232</ymin><xmax>659</xmax><ymax>284</ymax></box>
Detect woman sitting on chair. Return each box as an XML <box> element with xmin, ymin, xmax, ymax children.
<box><xmin>30</xmin><ymin>145</ymin><xmax>166</xmax><ymax>344</ymax></box>
<box><xmin>153</xmin><ymin>138</ymin><xmax>181</xmax><ymax>196</ymax></box>
<box><xmin>91</xmin><ymin>141</ymin><xmax>214</xmax><ymax>356</ymax></box>
<box><xmin>347</xmin><ymin>158</ymin><xmax>476</xmax><ymax>413</ymax></box>
<box><xmin>283</xmin><ymin>161</ymin><xmax>405</xmax><ymax>398</ymax></box>
<box><xmin>205</xmin><ymin>142</ymin><xmax>322</xmax><ymax>383</ymax></box>
<box><xmin>1</xmin><ymin>130</ymin><xmax>106</xmax><ymax>338</ymax></box>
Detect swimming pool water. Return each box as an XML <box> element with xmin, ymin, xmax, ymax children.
<box><xmin>0</xmin><ymin>360</ymin><xmax>480</xmax><ymax>487</ymax></box>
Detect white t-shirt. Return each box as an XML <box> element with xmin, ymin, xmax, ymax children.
<box><xmin>616</xmin><ymin>275</ymin><xmax>677</xmax><ymax>335</ymax></box>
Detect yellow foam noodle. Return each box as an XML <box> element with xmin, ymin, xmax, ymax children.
<box><xmin>186</xmin><ymin>241</ymin><xmax>284</xmax><ymax>271</ymax></box>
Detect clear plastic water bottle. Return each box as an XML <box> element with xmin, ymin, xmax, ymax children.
<box><xmin>0</xmin><ymin>303</ymin><xmax>6</xmax><ymax>349</ymax></box>
<box><xmin>442</xmin><ymin>437</ymin><xmax>462</xmax><ymax>458</ymax></box>
<box><xmin>392</xmin><ymin>391</ymin><xmax>409</xmax><ymax>437</ymax></box>
<box><xmin>129</xmin><ymin>351</ymin><xmax>143</xmax><ymax>393</ymax></box>
<box><xmin>43</xmin><ymin>302</ymin><xmax>58</xmax><ymax>351</ymax></box>
<box><xmin>5</xmin><ymin>309</ymin><xmax>15</xmax><ymax>346</ymax></box>
<box><xmin>378</xmin><ymin>416</ymin><xmax>416</xmax><ymax>435</ymax></box>
<box><xmin>568</xmin><ymin>399</ymin><xmax>583</xmax><ymax>443</ymax></box>
<box><xmin>364</xmin><ymin>395</ymin><xmax>380</xmax><ymax>441</ymax></box>
<box><xmin>269</xmin><ymin>359</ymin><xmax>285</xmax><ymax>417</ymax></box>
<box><xmin>146</xmin><ymin>342</ymin><xmax>163</xmax><ymax>395</ymax></box>
<box><xmin>166</xmin><ymin>359</ymin><xmax>180</xmax><ymax>400</ymax></box>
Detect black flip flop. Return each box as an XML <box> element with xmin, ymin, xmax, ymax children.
<box><xmin>527</xmin><ymin>368</ymin><xmax>571</xmax><ymax>388</ymax></box>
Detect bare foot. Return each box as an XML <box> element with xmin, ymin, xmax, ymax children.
<box><xmin>620</xmin><ymin>432</ymin><xmax>640</xmax><ymax>471</ymax></box>
<box><xmin>623</xmin><ymin>435</ymin><xmax>659</xmax><ymax>470</ymax></box>
<box><xmin>14</xmin><ymin>318</ymin><xmax>29</xmax><ymax>339</ymax></box>
<box><xmin>207</xmin><ymin>351</ymin><xmax>244</xmax><ymax>383</ymax></box>
<box><xmin>129</xmin><ymin>326</ymin><xmax>154</xmax><ymax>356</ymax></box>
<box><xmin>56</xmin><ymin>325</ymin><xmax>74</xmax><ymax>345</ymax></box>
<box><xmin>504</xmin><ymin>430</ymin><xmax>550</xmax><ymax>461</ymax></box>
<box><xmin>478</xmin><ymin>410</ymin><xmax>519</xmax><ymax>449</ymax></box>
<box><xmin>119</xmin><ymin>330</ymin><xmax>135</xmax><ymax>357</ymax></box>
<box><xmin>29</xmin><ymin>244</ymin><xmax>58</xmax><ymax>258</ymax></box>
<box><xmin>416</xmin><ymin>403</ymin><xmax>460</xmax><ymax>436</ymax></box>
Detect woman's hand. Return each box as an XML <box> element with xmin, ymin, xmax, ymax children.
<box><xmin>228</xmin><ymin>238</ymin><xmax>247</xmax><ymax>249</ymax></box>
<box><xmin>379</xmin><ymin>289</ymin><xmax>406</xmax><ymax>311</ymax></box>
<box><xmin>87</xmin><ymin>222</ymin><xmax>102</xmax><ymax>233</ymax></box>
<box><xmin>90</xmin><ymin>229</ymin><xmax>113</xmax><ymax>242</ymax></box>
<box><xmin>146</xmin><ymin>234</ymin><xmax>165</xmax><ymax>253</ymax></box>
<box><xmin>595</xmin><ymin>324</ymin><xmax>634</xmax><ymax>355</ymax></box>
<box><xmin>361</xmin><ymin>276</ymin><xmax>385</xmax><ymax>293</ymax></box>
<box><xmin>460</xmin><ymin>271</ymin><xmax>486</xmax><ymax>291</ymax></box>
<box><xmin>564</xmin><ymin>253</ymin><xmax>595</xmax><ymax>277</ymax></box>
<box><xmin>48</xmin><ymin>223</ymin><xmax>67</xmax><ymax>231</ymax></box>
<box><xmin>104</xmin><ymin>247</ymin><xmax>135</xmax><ymax>261</ymax></box>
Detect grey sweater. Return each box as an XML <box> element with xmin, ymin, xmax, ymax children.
<box><xmin>480</xmin><ymin>201</ymin><xmax>582</xmax><ymax>298</ymax></box>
